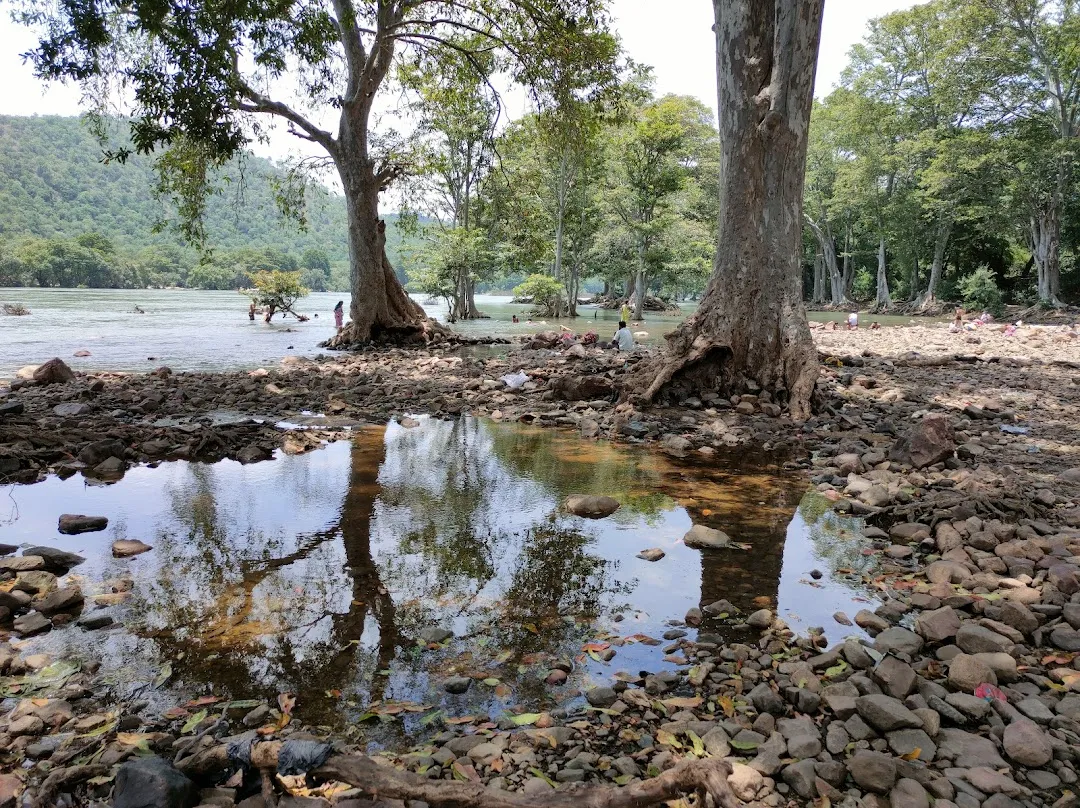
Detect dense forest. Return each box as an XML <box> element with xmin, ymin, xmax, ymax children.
<box><xmin>399</xmin><ymin>0</ymin><xmax>1080</xmax><ymax>318</ymax></box>
<box><xmin>0</xmin><ymin>115</ymin><xmax>410</xmax><ymax>290</ymax></box>
<box><xmin>802</xmin><ymin>0</ymin><xmax>1080</xmax><ymax>312</ymax></box>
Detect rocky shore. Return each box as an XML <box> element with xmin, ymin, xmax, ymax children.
<box><xmin>2</xmin><ymin>324</ymin><xmax>1080</xmax><ymax>807</ymax></box>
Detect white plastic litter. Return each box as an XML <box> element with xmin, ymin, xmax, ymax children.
<box><xmin>500</xmin><ymin>371</ymin><xmax>530</xmax><ymax>389</ymax></box>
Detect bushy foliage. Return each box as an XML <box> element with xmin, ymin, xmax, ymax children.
<box><xmin>959</xmin><ymin>266</ymin><xmax>1004</xmax><ymax>316</ymax></box>
<box><xmin>244</xmin><ymin>270</ymin><xmax>310</xmax><ymax>318</ymax></box>
<box><xmin>513</xmin><ymin>273</ymin><xmax>565</xmax><ymax>314</ymax></box>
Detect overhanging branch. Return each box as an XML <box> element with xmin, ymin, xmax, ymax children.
<box><xmin>235</xmin><ymin>81</ymin><xmax>337</xmax><ymax>155</ymax></box>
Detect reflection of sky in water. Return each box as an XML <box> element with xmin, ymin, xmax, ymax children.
<box><xmin>0</xmin><ymin>418</ymin><xmax>876</xmax><ymax>741</ymax></box>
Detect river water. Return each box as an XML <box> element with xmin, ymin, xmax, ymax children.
<box><xmin>1</xmin><ymin>417</ymin><xmax>876</xmax><ymax>740</ymax></box>
<box><xmin>0</xmin><ymin>288</ymin><xmax>925</xmax><ymax>378</ymax></box>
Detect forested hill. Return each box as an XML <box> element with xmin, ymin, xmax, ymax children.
<box><xmin>0</xmin><ymin>115</ymin><xmax>355</xmax><ymax>258</ymax></box>
<box><xmin>0</xmin><ymin>115</ymin><xmax>408</xmax><ymax>290</ymax></box>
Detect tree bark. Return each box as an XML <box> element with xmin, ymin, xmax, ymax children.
<box><xmin>635</xmin><ymin>0</ymin><xmax>823</xmax><ymax>422</ymax></box>
<box><xmin>875</xmin><ymin>235</ymin><xmax>892</xmax><ymax>310</ymax></box>
<box><xmin>915</xmin><ymin>215</ymin><xmax>951</xmax><ymax>308</ymax></box>
<box><xmin>812</xmin><ymin>252</ymin><xmax>826</xmax><ymax>304</ymax></box>
<box><xmin>1031</xmin><ymin>199</ymin><xmax>1062</xmax><ymax>306</ymax></box>
<box><xmin>807</xmin><ymin>218</ymin><xmax>845</xmax><ymax>305</ymax></box>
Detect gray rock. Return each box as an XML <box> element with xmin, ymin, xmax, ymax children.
<box><xmin>57</xmin><ymin>514</ymin><xmax>108</xmax><ymax>534</ymax></box>
<box><xmin>747</xmin><ymin>609</ymin><xmax>773</xmax><ymax>629</ymax></box>
<box><xmin>1002</xmin><ymin>718</ymin><xmax>1053</xmax><ymax>767</ymax></box>
<box><xmin>915</xmin><ymin>607</ymin><xmax>961</xmax><ymax>643</ymax></box>
<box><xmin>420</xmin><ymin>627</ymin><xmax>453</xmax><ymax>644</ymax></box>
<box><xmin>1015</xmin><ymin>697</ymin><xmax>1055</xmax><ymax>724</ymax></box>
<box><xmin>855</xmin><ymin>609</ymin><xmax>890</xmax><ymax>634</ymax></box>
<box><xmin>33</xmin><ymin>585</ymin><xmax>83</xmax><ymax>615</ymax></box>
<box><xmin>999</xmin><ymin>601</ymin><xmax>1038</xmax><ymax>636</ymax></box>
<box><xmin>874</xmin><ymin>655</ymin><xmax>917</xmax><ymax>699</ymax></box>
<box><xmin>443</xmin><ymin>677</ymin><xmax>472</xmax><ymax>695</ymax></box>
<box><xmin>564</xmin><ymin>495</ymin><xmax>620</xmax><ymax>518</ymax></box>
<box><xmin>945</xmin><ymin>692</ymin><xmax>990</xmax><ymax>721</ymax></box>
<box><xmin>683</xmin><ymin>524</ymin><xmax>731</xmax><ymax>549</ymax></box>
<box><xmin>788</xmin><ymin>734</ymin><xmax>822</xmax><ymax>759</ymax></box>
<box><xmin>748</xmin><ymin>682</ymin><xmax>785</xmax><ymax>715</ymax></box>
<box><xmin>890</xmin><ymin>778</ymin><xmax>930</xmax><ymax>808</ymax></box>
<box><xmin>12</xmin><ymin>611</ymin><xmax>50</xmax><ymax>635</ymax></box>
<box><xmin>886</xmin><ymin>728</ymin><xmax>936</xmax><ymax>762</ymax></box>
<box><xmin>1050</xmin><ymin>626</ymin><xmax>1080</xmax><ymax>651</ymax></box>
<box><xmin>947</xmin><ymin>653</ymin><xmax>996</xmax><ymax>691</ymax></box>
<box><xmin>77</xmin><ymin>611</ymin><xmax>114</xmax><ymax>630</ymax></box>
<box><xmin>955</xmin><ymin>623</ymin><xmax>1013</xmax><ymax>654</ymax></box>
<box><xmin>874</xmin><ymin>627</ymin><xmax>924</xmax><ymax>657</ymax></box>
<box><xmin>781</xmin><ymin>758</ymin><xmax>818</xmax><ymax>798</ymax></box>
<box><xmin>53</xmin><ymin>402</ymin><xmax>90</xmax><ymax>417</ymax></box>
<box><xmin>856</xmin><ymin>694</ymin><xmax>924</xmax><ymax>732</ymax></box>
<box><xmin>846</xmin><ymin>751</ymin><xmax>898</xmax><ymax>794</ymax></box>
<box><xmin>21</xmin><ymin>546</ymin><xmax>86</xmax><ymax>571</ymax></box>
<box><xmin>114</xmin><ymin>756</ymin><xmax>197</xmax><ymax>808</ymax></box>
<box><xmin>826</xmin><ymin>722</ymin><xmax>850</xmax><ymax>754</ymax></box>
<box><xmin>936</xmin><ymin>728</ymin><xmax>1007</xmax><ymax>768</ymax></box>
<box><xmin>586</xmin><ymin>687</ymin><xmax>618</xmax><ymax>708</ymax></box>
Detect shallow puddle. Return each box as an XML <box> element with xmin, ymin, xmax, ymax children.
<box><xmin>0</xmin><ymin>417</ymin><xmax>877</xmax><ymax>745</ymax></box>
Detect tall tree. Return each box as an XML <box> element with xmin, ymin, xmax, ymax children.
<box><xmin>984</xmin><ymin>0</ymin><xmax>1080</xmax><ymax>305</ymax></box>
<box><xmin>607</xmin><ymin>95</ymin><xmax>713</xmax><ymax>320</ymax></box>
<box><xmin>17</xmin><ymin>0</ymin><xmax>619</xmax><ymax>343</ymax></box>
<box><xmin>639</xmin><ymin>1</ymin><xmax>824</xmax><ymax>422</ymax></box>
<box><xmin>399</xmin><ymin>37</ymin><xmax>501</xmax><ymax>320</ymax></box>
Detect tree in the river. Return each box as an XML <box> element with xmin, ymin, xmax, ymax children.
<box><xmin>638</xmin><ymin>1</ymin><xmax>824</xmax><ymax>423</ymax></box>
<box><xmin>398</xmin><ymin>37</ymin><xmax>501</xmax><ymax>320</ymax></box>
<box><xmin>245</xmin><ymin>269</ymin><xmax>310</xmax><ymax>321</ymax></box>
<box><xmin>17</xmin><ymin>0</ymin><xmax>619</xmax><ymax>344</ymax></box>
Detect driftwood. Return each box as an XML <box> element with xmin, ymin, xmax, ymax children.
<box><xmin>177</xmin><ymin>741</ymin><xmax>739</xmax><ymax>808</ymax></box>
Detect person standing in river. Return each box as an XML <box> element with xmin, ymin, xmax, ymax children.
<box><xmin>334</xmin><ymin>300</ymin><xmax>344</xmax><ymax>333</ymax></box>
<box><xmin>248</xmin><ymin>301</ymin><xmax>256</xmax><ymax>321</ymax></box>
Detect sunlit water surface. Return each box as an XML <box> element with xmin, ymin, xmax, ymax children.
<box><xmin>0</xmin><ymin>418</ymin><xmax>876</xmax><ymax>745</ymax></box>
<box><xmin>0</xmin><ymin>288</ymin><xmax>927</xmax><ymax>377</ymax></box>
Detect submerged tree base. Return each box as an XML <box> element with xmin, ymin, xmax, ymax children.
<box><xmin>322</xmin><ymin>317</ymin><xmax>453</xmax><ymax>349</ymax></box>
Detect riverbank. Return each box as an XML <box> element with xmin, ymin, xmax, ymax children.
<box><xmin>3</xmin><ymin>325</ymin><xmax>1080</xmax><ymax>807</ymax></box>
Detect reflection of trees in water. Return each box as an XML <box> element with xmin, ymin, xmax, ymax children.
<box><xmin>486</xmin><ymin>424</ymin><xmax>677</xmax><ymax>524</ymax></box>
<box><xmin>795</xmin><ymin>492</ymin><xmax>877</xmax><ymax>598</ymax></box>
<box><xmin>126</xmin><ymin>419</ymin><xmax>630</xmax><ymax>727</ymax></box>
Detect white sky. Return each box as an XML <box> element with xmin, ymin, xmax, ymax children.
<box><xmin>0</xmin><ymin>0</ymin><xmax>918</xmax><ymax>155</ymax></box>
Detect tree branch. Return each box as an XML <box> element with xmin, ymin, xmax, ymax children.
<box><xmin>235</xmin><ymin>81</ymin><xmax>337</xmax><ymax>155</ymax></box>
<box><xmin>331</xmin><ymin>0</ymin><xmax>368</xmax><ymax>103</ymax></box>
<box><xmin>177</xmin><ymin>743</ymin><xmax>739</xmax><ymax>808</ymax></box>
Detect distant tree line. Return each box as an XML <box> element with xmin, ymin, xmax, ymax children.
<box><xmin>0</xmin><ymin>232</ymin><xmax>337</xmax><ymax>292</ymax></box>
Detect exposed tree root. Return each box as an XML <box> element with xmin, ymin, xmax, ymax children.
<box><xmin>176</xmin><ymin>742</ymin><xmax>738</xmax><ymax>808</ymax></box>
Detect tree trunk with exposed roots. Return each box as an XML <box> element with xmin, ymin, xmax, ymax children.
<box><xmin>635</xmin><ymin>0</ymin><xmax>823</xmax><ymax>422</ymax></box>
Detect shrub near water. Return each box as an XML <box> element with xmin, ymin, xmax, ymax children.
<box><xmin>959</xmin><ymin>266</ymin><xmax>1004</xmax><ymax>317</ymax></box>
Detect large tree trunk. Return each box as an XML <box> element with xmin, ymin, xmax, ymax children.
<box><xmin>812</xmin><ymin>253</ymin><xmax>826</xmax><ymax>304</ymax></box>
<box><xmin>914</xmin><ymin>216</ymin><xmax>951</xmax><ymax>308</ymax></box>
<box><xmin>875</xmin><ymin>235</ymin><xmax>892</xmax><ymax>310</ymax></box>
<box><xmin>632</xmin><ymin>239</ymin><xmax>647</xmax><ymax>320</ymax></box>
<box><xmin>1031</xmin><ymin>202</ymin><xmax>1062</xmax><ymax>306</ymax></box>
<box><xmin>328</xmin><ymin>135</ymin><xmax>435</xmax><ymax>346</ymax></box>
<box><xmin>635</xmin><ymin>0</ymin><xmax>823</xmax><ymax>422</ymax></box>
<box><xmin>807</xmin><ymin>218</ymin><xmax>845</xmax><ymax>305</ymax></box>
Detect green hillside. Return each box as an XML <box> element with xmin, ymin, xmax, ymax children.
<box><xmin>0</xmin><ymin>115</ymin><xmax>409</xmax><ymax>290</ymax></box>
